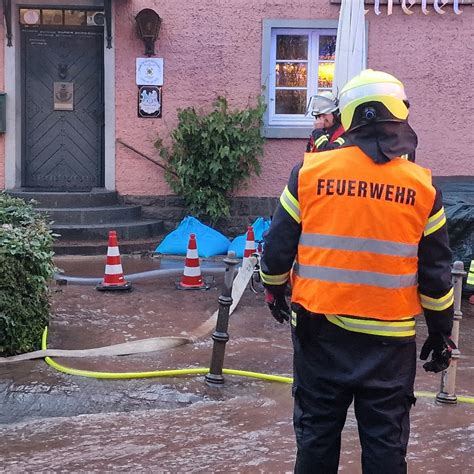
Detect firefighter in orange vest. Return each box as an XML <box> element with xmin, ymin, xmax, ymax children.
<box><xmin>306</xmin><ymin>91</ymin><xmax>346</xmax><ymax>152</ymax></box>
<box><xmin>261</xmin><ymin>69</ymin><xmax>455</xmax><ymax>474</ymax></box>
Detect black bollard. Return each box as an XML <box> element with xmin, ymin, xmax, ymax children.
<box><xmin>205</xmin><ymin>251</ymin><xmax>239</xmax><ymax>385</ymax></box>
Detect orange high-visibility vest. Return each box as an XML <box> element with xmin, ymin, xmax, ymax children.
<box><xmin>291</xmin><ymin>146</ymin><xmax>436</xmax><ymax>320</ymax></box>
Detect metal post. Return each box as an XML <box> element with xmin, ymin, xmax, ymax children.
<box><xmin>436</xmin><ymin>261</ymin><xmax>466</xmax><ymax>405</ymax></box>
<box><xmin>205</xmin><ymin>251</ymin><xmax>239</xmax><ymax>385</ymax></box>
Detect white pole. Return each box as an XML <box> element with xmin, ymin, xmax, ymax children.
<box><xmin>436</xmin><ymin>261</ymin><xmax>466</xmax><ymax>405</ymax></box>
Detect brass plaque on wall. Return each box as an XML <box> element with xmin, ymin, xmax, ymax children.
<box><xmin>54</xmin><ymin>82</ymin><xmax>74</xmax><ymax>110</ymax></box>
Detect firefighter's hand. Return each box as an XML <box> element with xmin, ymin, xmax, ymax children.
<box><xmin>313</xmin><ymin>117</ymin><xmax>325</xmax><ymax>129</ymax></box>
<box><xmin>420</xmin><ymin>333</ymin><xmax>457</xmax><ymax>373</ymax></box>
<box><xmin>264</xmin><ymin>289</ymin><xmax>291</xmax><ymax>324</ymax></box>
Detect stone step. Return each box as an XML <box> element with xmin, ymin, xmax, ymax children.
<box><xmin>52</xmin><ymin>220</ymin><xmax>165</xmax><ymax>241</ymax></box>
<box><xmin>38</xmin><ymin>205</ymin><xmax>142</xmax><ymax>225</ymax></box>
<box><xmin>7</xmin><ymin>190</ymin><xmax>119</xmax><ymax>207</ymax></box>
<box><xmin>6</xmin><ymin>190</ymin><xmax>167</xmax><ymax>256</ymax></box>
<box><xmin>52</xmin><ymin>236</ymin><xmax>163</xmax><ymax>256</ymax></box>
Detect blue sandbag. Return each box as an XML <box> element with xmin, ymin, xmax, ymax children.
<box><xmin>227</xmin><ymin>234</ymin><xmax>247</xmax><ymax>258</ymax></box>
<box><xmin>155</xmin><ymin>216</ymin><xmax>231</xmax><ymax>257</ymax></box>
<box><xmin>228</xmin><ymin>217</ymin><xmax>271</xmax><ymax>258</ymax></box>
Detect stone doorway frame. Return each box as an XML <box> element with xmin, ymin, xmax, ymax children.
<box><xmin>4</xmin><ymin>0</ymin><xmax>116</xmax><ymax>190</ymax></box>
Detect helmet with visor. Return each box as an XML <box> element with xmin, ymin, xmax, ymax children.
<box><xmin>307</xmin><ymin>91</ymin><xmax>339</xmax><ymax>118</ymax></box>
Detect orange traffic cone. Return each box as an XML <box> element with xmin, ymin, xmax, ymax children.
<box><xmin>96</xmin><ymin>230</ymin><xmax>132</xmax><ymax>292</ymax></box>
<box><xmin>243</xmin><ymin>225</ymin><xmax>256</xmax><ymax>258</ymax></box>
<box><xmin>176</xmin><ymin>233</ymin><xmax>209</xmax><ymax>290</ymax></box>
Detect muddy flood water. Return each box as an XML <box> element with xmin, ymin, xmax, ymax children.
<box><xmin>1</xmin><ymin>255</ymin><xmax>473</xmax><ymax>472</ymax></box>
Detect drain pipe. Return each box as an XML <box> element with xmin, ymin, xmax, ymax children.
<box><xmin>436</xmin><ymin>261</ymin><xmax>466</xmax><ymax>405</ymax></box>
<box><xmin>54</xmin><ymin>267</ymin><xmax>226</xmax><ymax>285</ymax></box>
<box><xmin>206</xmin><ymin>251</ymin><xmax>239</xmax><ymax>385</ymax></box>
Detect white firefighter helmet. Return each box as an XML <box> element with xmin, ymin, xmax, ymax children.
<box><xmin>307</xmin><ymin>91</ymin><xmax>339</xmax><ymax>117</ymax></box>
<box><xmin>338</xmin><ymin>69</ymin><xmax>409</xmax><ymax>132</ymax></box>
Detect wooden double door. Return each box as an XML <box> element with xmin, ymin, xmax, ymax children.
<box><xmin>21</xmin><ymin>25</ymin><xmax>104</xmax><ymax>190</ymax></box>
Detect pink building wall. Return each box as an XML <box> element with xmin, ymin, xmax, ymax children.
<box><xmin>0</xmin><ymin>2</ymin><xmax>472</xmax><ymax>195</ymax></box>
<box><xmin>116</xmin><ymin>0</ymin><xmax>336</xmax><ymax>197</ymax></box>
<box><xmin>367</xmin><ymin>8</ymin><xmax>474</xmax><ymax>178</ymax></box>
<box><xmin>115</xmin><ymin>1</ymin><xmax>473</xmax><ymax>198</ymax></box>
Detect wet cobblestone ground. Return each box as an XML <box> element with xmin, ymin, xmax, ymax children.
<box><xmin>1</xmin><ymin>256</ymin><xmax>473</xmax><ymax>472</ymax></box>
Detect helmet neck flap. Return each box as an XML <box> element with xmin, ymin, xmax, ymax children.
<box><xmin>347</xmin><ymin>120</ymin><xmax>418</xmax><ymax>164</ymax></box>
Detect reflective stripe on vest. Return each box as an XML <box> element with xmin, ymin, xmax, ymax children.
<box><xmin>294</xmin><ymin>262</ymin><xmax>417</xmax><ymax>289</ymax></box>
<box><xmin>325</xmin><ymin>314</ymin><xmax>416</xmax><ymax>337</ymax></box>
<box><xmin>424</xmin><ymin>207</ymin><xmax>447</xmax><ymax>237</ymax></box>
<box><xmin>280</xmin><ymin>186</ymin><xmax>301</xmax><ymax>223</ymax></box>
<box><xmin>314</xmin><ymin>135</ymin><xmax>329</xmax><ymax>149</ymax></box>
<box><xmin>299</xmin><ymin>233</ymin><xmax>418</xmax><ymax>258</ymax></box>
<box><xmin>419</xmin><ymin>287</ymin><xmax>454</xmax><ymax>311</ymax></box>
<box><xmin>291</xmin><ymin>311</ymin><xmax>297</xmax><ymax>328</ymax></box>
<box><xmin>260</xmin><ymin>270</ymin><xmax>290</xmax><ymax>286</ymax></box>
<box><xmin>293</xmin><ymin>147</ymin><xmax>436</xmax><ymax>320</ymax></box>
<box><xmin>467</xmin><ymin>261</ymin><xmax>474</xmax><ymax>287</ymax></box>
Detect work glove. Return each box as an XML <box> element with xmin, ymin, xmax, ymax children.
<box><xmin>264</xmin><ymin>289</ymin><xmax>291</xmax><ymax>324</ymax></box>
<box><xmin>420</xmin><ymin>333</ymin><xmax>457</xmax><ymax>373</ymax></box>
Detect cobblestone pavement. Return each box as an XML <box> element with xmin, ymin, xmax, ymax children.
<box><xmin>1</xmin><ymin>256</ymin><xmax>473</xmax><ymax>473</ymax></box>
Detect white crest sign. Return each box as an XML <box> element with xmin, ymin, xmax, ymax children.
<box><xmin>136</xmin><ymin>58</ymin><xmax>164</xmax><ymax>86</ymax></box>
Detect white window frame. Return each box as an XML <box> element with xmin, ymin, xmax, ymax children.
<box><xmin>262</xmin><ymin>19</ymin><xmax>340</xmax><ymax>139</ymax></box>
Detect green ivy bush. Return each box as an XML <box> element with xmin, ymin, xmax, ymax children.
<box><xmin>155</xmin><ymin>96</ymin><xmax>266</xmax><ymax>223</ymax></box>
<box><xmin>0</xmin><ymin>193</ymin><xmax>55</xmax><ymax>355</ymax></box>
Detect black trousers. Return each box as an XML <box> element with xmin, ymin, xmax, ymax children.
<box><xmin>292</xmin><ymin>313</ymin><xmax>416</xmax><ymax>474</ymax></box>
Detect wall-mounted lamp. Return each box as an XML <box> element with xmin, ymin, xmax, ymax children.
<box><xmin>135</xmin><ymin>9</ymin><xmax>162</xmax><ymax>57</ymax></box>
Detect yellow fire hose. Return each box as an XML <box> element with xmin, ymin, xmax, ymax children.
<box><xmin>41</xmin><ymin>328</ymin><xmax>474</xmax><ymax>404</ymax></box>
<box><xmin>12</xmin><ymin>255</ymin><xmax>474</xmax><ymax>404</ymax></box>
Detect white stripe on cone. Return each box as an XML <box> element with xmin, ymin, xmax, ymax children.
<box><xmin>107</xmin><ymin>247</ymin><xmax>120</xmax><ymax>257</ymax></box>
<box><xmin>183</xmin><ymin>266</ymin><xmax>201</xmax><ymax>277</ymax></box>
<box><xmin>105</xmin><ymin>264</ymin><xmax>125</xmax><ymax>275</ymax></box>
<box><xmin>186</xmin><ymin>248</ymin><xmax>199</xmax><ymax>259</ymax></box>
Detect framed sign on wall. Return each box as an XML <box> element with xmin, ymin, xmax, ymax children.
<box><xmin>136</xmin><ymin>58</ymin><xmax>164</xmax><ymax>86</ymax></box>
<box><xmin>138</xmin><ymin>85</ymin><xmax>162</xmax><ymax>118</ymax></box>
